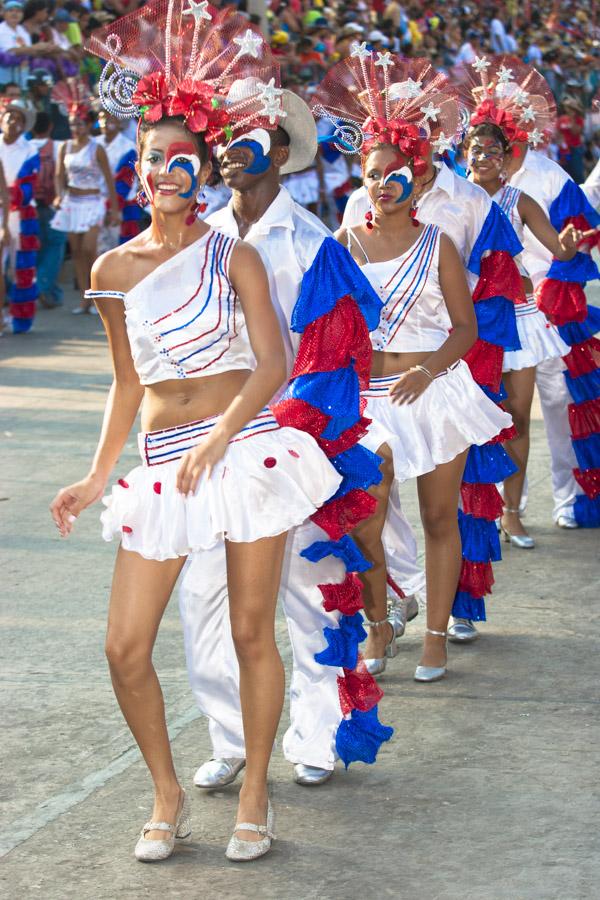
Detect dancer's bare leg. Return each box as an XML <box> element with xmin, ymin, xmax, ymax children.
<box><xmin>417</xmin><ymin>449</ymin><xmax>469</xmax><ymax>668</ymax></box>
<box><xmin>105</xmin><ymin>547</ymin><xmax>187</xmax><ymax>840</ymax></box>
<box><xmin>501</xmin><ymin>367</ymin><xmax>536</xmax><ymax>536</ymax></box>
<box><xmin>352</xmin><ymin>443</ymin><xmax>394</xmax><ymax>659</ymax></box>
<box><xmin>226</xmin><ymin>533</ymin><xmax>288</xmax><ymax>842</ymax></box>
<box><xmin>81</xmin><ymin>225</ymin><xmax>100</xmax><ymax>293</ymax></box>
<box><xmin>69</xmin><ymin>232</ymin><xmax>88</xmax><ymax>310</ymax></box>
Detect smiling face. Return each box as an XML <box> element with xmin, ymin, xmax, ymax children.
<box><xmin>466</xmin><ymin>132</ymin><xmax>506</xmax><ymax>186</ymax></box>
<box><xmin>136</xmin><ymin>121</ymin><xmax>211</xmax><ymax>212</ymax></box>
<box><xmin>218</xmin><ymin>126</ymin><xmax>289</xmax><ymax>190</ymax></box>
<box><xmin>2</xmin><ymin>108</ymin><xmax>25</xmax><ymax>142</ymax></box>
<box><xmin>363</xmin><ymin>145</ymin><xmax>415</xmax><ymax>216</ymax></box>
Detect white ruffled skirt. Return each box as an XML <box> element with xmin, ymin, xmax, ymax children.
<box><xmin>361</xmin><ymin>360</ymin><xmax>513</xmax><ymax>481</ymax></box>
<box><xmin>502</xmin><ymin>297</ymin><xmax>569</xmax><ymax>372</ymax></box>
<box><xmin>51</xmin><ymin>193</ymin><xmax>105</xmax><ymax>234</ymax></box>
<box><xmin>101</xmin><ymin>410</ymin><xmax>342</xmax><ymax>561</ymax></box>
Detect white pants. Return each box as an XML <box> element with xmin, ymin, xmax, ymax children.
<box><xmin>179</xmin><ymin>521</ymin><xmax>346</xmax><ymax>771</ymax></box>
<box><xmin>530</xmin><ymin>355</ymin><xmax>578</xmax><ymax>520</ymax></box>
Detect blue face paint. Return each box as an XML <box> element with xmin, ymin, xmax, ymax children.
<box><xmin>165</xmin><ymin>142</ymin><xmax>201</xmax><ymax>199</ymax></box>
<box><xmin>383</xmin><ymin>164</ymin><xmax>413</xmax><ymax>203</ymax></box>
<box><xmin>231</xmin><ymin>140</ymin><xmax>271</xmax><ymax>175</ymax></box>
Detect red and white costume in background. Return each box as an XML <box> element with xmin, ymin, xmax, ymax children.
<box><xmin>179</xmin><ymin>188</ymin><xmax>352</xmax><ymax>769</ymax></box>
<box><xmin>97</xmin><ymin>129</ymin><xmax>138</xmax><ymax>254</ymax></box>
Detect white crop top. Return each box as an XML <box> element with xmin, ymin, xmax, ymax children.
<box><xmin>85</xmin><ymin>230</ymin><xmax>256</xmax><ymax>385</ymax></box>
<box><xmin>494</xmin><ymin>185</ymin><xmax>528</xmax><ymax>277</ymax></box>
<box><xmin>349</xmin><ymin>224</ymin><xmax>450</xmax><ymax>352</ymax></box>
<box><xmin>64</xmin><ymin>139</ymin><xmax>104</xmax><ymax>192</ymax></box>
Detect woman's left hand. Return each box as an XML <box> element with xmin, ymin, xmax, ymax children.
<box><xmin>558</xmin><ymin>222</ymin><xmax>583</xmax><ymax>254</ymax></box>
<box><xmin>389</xmin><ymin>367</ymin><xmax>433</xmax><ymax>405</ymax></box>
<box><xmin>176</xmin><ymin>430</ymin><xmax>230</xmax><ymax>496</ymax></box>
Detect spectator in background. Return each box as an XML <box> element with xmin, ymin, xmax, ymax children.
<box><xmin>455</xmin><ymin>29</ymin><xmax>483</xmax><ymax>66</ymax></box>
<box><xmin>27</xmin><ymin>68</ymin><xmax>70</xmax><ymax>140</ymax></box>
<box><xmin>28</xmin><ymin>110</ymin><xmax>66</xmax><ymax>308</ymax></box>
<box><xmin>3</xmin><ymin>80</ymin><xmax>22</xmax><ymax>99</ymax></box>
<box><xmin>0</xmin><ymin>1</ymin><xmax>33</xmax><ymax>89</ymax></box>
<box><xmin>557</xmin><ymin>96</ymin><xmax>585</xmax><ymax>182</ymax></box>
<box><xmin>489</xmin><ymin>8</ymin><xmax>508</xmax><ymax>54</ymax></box>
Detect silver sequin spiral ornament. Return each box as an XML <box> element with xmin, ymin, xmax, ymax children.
<box><xmin>98</xmin><ymin>35</ymin><xmax>140</xmax><ymax>119</ymax></box>
<box><xmin>313</xmin><ymin>106</ymin><xmax>364</xmax><ymax>155</ymax></box>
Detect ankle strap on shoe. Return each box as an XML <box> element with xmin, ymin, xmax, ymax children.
<box><xmin>234</xmin><ymin>822</ymin><xmax>275</xmax><ymax>839</ymax></box>
<box><xmin>364</xmin><ymin>617</ymin><xmax>389</xmax><ymax>628</ymax></box>
<box><xmin>425</xmin><ymin>628</ymin><xmax>447</xmax><ymax>637</ymax></box>
<box><xmin>142</xmin><ymin>821</ymin><xmax>176</xmax><ymax>836</ymax></box>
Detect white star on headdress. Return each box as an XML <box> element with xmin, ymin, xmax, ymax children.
<box><xmin>260</xmin><ymin>97</ymin><xmax>285</xmax><ymax>125</ymax></box>
<box><xmin>512</xmin><ymin>88</ymin><xmax>529</xmax><ymax>106</ymax></box>
<box><xmin>183</xmin><ymin>0</ymin><xmax>212</xmax><ymax>22</ymax></box>
<box><xmin>521</xmin><ymin>105</ymin><xmax>536</xmax><ymax>123</ymax></box>
<box><xmin>233</xmin><ymin>28</ymin><xmax>263</xmax><ymax>59</ymax></box>
<box><xmin>420</xmin><ymin>102</ymin><xmax>440</xmax><ymax>123</ymax></box>
<box><xmin>405</xmin><ymin>78</ymin><xmax>423</xmax><ymax>98</ymax></box>
<box><xmin>529</xmin><ymin>128</ymin><xmax>544</xmax><ymax>147</ymax></box>
<box><xmin>375</xmin><ymin>51</ymin><xmax>393</xmax><ymax>70</ymax></box>
<box><xmin>388</xmin><ymin>79</ymin><xmax>423</xmax><ymax>101</ymax></box>
<box><xmin>432</xmin><ymin>132</ymin><xmax>454</xmax><ymax>154</ymax></box>
<box><xmin>258</xmin><ymin>77</ymin><xmax>283</xmax><ymax>104</ymax></box>
<box><xmin>472</xmin><ymin>56</ymin><xmax>491</xmax><ymax>73</ymax></box>
<box><xmin>350</xmin><ymin>41</ymin><xmax>371</xmax><ymax>61</ymax></box>
<box><xmin>497</xmin><ymin>65</ymin><xmax>514</xmax><ymax>84</ymax></box>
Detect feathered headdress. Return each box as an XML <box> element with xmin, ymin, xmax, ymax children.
<box><xmin>309</xmin><ymin>46</ymin><xmax>460</xmax><ymax>174</ymax></box>
<box><xmin>453</xmin><ymin>54</ymin><xmax>556</xmax><ymax>149</ymax></box>
<box><xmin>51</xmin><ymin>78</ymin><xmax>93</xmax><ymax>119</ymax></box>
<box><xmin>85</xmin><ymin>0</ymin><xmax>285</xmax><ymax>146</ymax></box>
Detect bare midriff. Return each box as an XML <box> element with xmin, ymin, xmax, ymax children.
<box><xmin>141</xmin><ymin>368</ymin><xmax>254</xmax><ymax>432</ymax></box>
<box><xmin>371</xmin><ymin>349</ymin><xmax>436</xmax><ymax>378</ymax></box>
<box><xmin>67</xmin><ymin>186</ymin><xmax>101</xmax><ymax>196</ymax></box>
<box><xmin>522</xmin><ymin>275</ymin><xmax>534</xmax><ymax>295</ymax></box>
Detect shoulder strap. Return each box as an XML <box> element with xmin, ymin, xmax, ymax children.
<box><xmin>84</xmin><ymin>289</ymin><xmax>125</xmax><ymax>300</ymax></box>
<box><xmin>346</xmin><ymin>228</ymin><xmax>370</xmax><ymax>264</ymax></box>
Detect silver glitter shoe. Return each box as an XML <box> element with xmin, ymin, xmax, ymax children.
<box><xmin>387</xmin><ymin>593</ymin><xmax>419</xmax><ymax>638</ymax></box>
<box><xmin>194</xmin><ymin>757</ymin><xmax>246</xmax><ymax>789</ymax></box>
<box><xmin>363</xmin><ymin>617</ymin><xmax>398</xmax><ymax>676</ymax></box>
<box><xmin>556</xmin><ymin>514</ymin><xmax>578</xmax><ymax>529</ymax></box>
<box><xmin>293</xmin><ymin>764</ymin><xmax>333</xmax><ymax>786</ymax></box>
<box><xmin>500</xmin><ymin>509</ymin><xmax>535</xmax><ymax>548</ymax></box>
<box><xmin>225</xmin><ymin>800</ymin><xmax>275</xmax><ymax>862</ymax></box>
<box><xmin>134</xmin><ymin>790</ymin><xmax>191</xmax><ymax>862</ymax></box>
<box><xmin>448</xmin><ymin>618</ymin><xmax>479</xmax><ymax>643</ymax></box>
<box><xmin>414</xmin><ymin>628</ymin><xmax>447</xmax><ymax>682</ymax></box>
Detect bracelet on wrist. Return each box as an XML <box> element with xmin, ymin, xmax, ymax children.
<box><xmin>414</xmin><ymin>364</ymin><xmax>434</xmax><ymax>382</ymax></box>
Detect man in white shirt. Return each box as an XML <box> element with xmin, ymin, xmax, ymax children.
<box><xmin>489</xmin><ymin>12</ymin><xmax>508</xmax><ymax>54</ymax></box>
<box><xmin>179</xmin><ymin>91</ymin><xmax>355</xmax><ymax>789</ymax></box>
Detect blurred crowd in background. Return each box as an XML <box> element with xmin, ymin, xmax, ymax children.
<box><xmin>0</xmin><ymin>0</ymin><xmax>599</xmax><ymax>330</ymax></box>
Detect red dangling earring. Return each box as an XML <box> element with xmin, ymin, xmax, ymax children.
<box><xmin>185</xmin><ymin>203</ymin><xmax>199</xmax><ymax>227</ymax></box>
<box><xmin>365</xmin><ymin>209</ymin><xmax>374</xmax><ymax>231</ymax></box>
<box><xmin>409</xmin><ymin>202</ymin><xmax>420</xmax><ymax>228</ymax></box>
<box><xmin>185</xmin><ymin>188</ymin><xmax>208</xmax><ymax>225</ymax></box>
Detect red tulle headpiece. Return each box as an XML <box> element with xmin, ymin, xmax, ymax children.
<box><xmin>453</xmin><ymin>54</ymin><xmax>556</xmax><ymax>149</ymax></box>
<box><xmin>310</xmin><ymin>49</ymin><xmax>459</xmax><ymax>170</ymax></box>
<box><xmin>85</xmin><ymin>1</ymin><xmax>284</xmax><ymax>146</ymax></box>
<box><xmin>51</xmin><ymin>78</ymin><xmax>93</xmax><ymax>118</ymax></box>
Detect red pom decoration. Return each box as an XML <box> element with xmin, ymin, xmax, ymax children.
<box><xmin>338</xmin><ymin>660</ymin><xmax>383</xmax><ymax>715</ymax></box>
<box><xmin>287</xmin><ymin>449</ymin><xmax>300</xmax><ymax>458</ymax></box>
<box><xmin>122</xmin><ymin>525</ymin><xmax>133</xmax><ymax>534</ymax></box>
<box><xmin>153</xmin><ymin>481</ymin><xmax>162</xmax><ymax>494</ymax></box>
<box><xmin>118</xmin><ymin>478</ymin><xmax>129</xmax><ymax>488</ymax></box>
<box><xmin>320</xmin><ymin>573</ymin><xmax>364</xmax><ymax>615</ymax></box>
<box><xmin>263</xmin><ymin>457</ymin><xmax>277</xmax><ymax>468</ymax></box>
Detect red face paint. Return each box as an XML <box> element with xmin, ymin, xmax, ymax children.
<box><xmin>165</xmin><ymin>141</ymin><xmax>197</xmax><ymax>169</ymax></box>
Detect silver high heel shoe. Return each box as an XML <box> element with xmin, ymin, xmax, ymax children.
<box><xmin>387</xmin><ymin>593</ymin><xmax>419</xmax><ymax>638</ymax></box>
<box><xmin>414</xmin><ymin>628</ymin><xmax>447</xmax><ymax>682</ymax></box>
<box><xmin>363</xmin><ymin>617</ymin><xmax>399</xmax><ymax>676</ymax></box>
<box><xmin>134</xmin><ymin>790</ymin><xmax>191</xmax><ymax>862</ymax></box>
<box><xmin>448</xmin><ymin>618</ymin><xmax>478</xmax><ymax>643</ymax></box>
<box><xmin>225</xmin><ymin>799</ymin><xmax>275</xmax><ymax>862</ymax></box>
<box><xmin>500</xmin><ymin>508</ymin><xmax>535</xmax><ymax>549</ymax></box>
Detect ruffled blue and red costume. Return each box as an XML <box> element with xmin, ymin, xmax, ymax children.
<box><xmin>452</xmin><ymin>202</ymin><xmax>523</xmax><ymax>621</ymax></box>
<box><xmin>8</xmin><ymin>150</ymin><xmax>41</xmax><ymax>334</ymax></box>
<box><xmin>113</xmin><ymin>147</ymin><xmax>142</xmax><ymax>244</ymax></box>
<box><xmin>272</xmin><ymin>237</ymin><xmax>394</xmax><ymax>766</ymax></box>
<box><xmin>532</xmin><ymin>180</ymin><xmax>600</xmax><ymax>526</ymax></box>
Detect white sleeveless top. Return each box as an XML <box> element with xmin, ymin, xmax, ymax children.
<box><xmin>85</xmin><ymin>230</ymin><xmax>256</xmax><ymax>385</ymax></box>
<box><xmin>350</xmin><ymin>224</ymin><xmax>450</xmax><ymax>352</ymax></box>
<box><xmin>64</xmin><ymin>138</ymin><xmax>103</xmax><ymax>191</ymax></box>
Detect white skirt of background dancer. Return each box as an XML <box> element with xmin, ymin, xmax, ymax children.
<box><xmin>101</xmin><ymin>409</ymin><xmax>342</xmax><ymax>560</ymax></box>
<box><xmin>503</xmin><ymin>294</ymin><xmax>570</xmax><ymax>372</ymax></box>
<box><xmin>360</xmin><ymin>361</ymin><xmax>513</xmax><ymax>482</ymax></box>
<box><xmin>52</xmin><ymin>193</ymin><xmax>106</xmax><ymax>234</ymax></box>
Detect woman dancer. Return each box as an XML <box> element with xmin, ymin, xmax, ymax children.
<box><xmin>51</xmin><ymin>80</ymin><xmax>119</xmax><ymax>314</ymax></box>
<box><xmin>457</xmin><ymin>57</ymin><xmax>586</xmax><ymax>544</ymax></box>
<box><xmin>314</xmin><ymin>52</ymin><xmax>513</xmax><ymax>680</ymax></box>
<box><xmin>51</xmin><ymin>5</ymin><xmax>342</xmax><ymax>862</ymax></box>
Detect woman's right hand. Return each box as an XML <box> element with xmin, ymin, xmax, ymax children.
<box><xmin>52</xmin><ymin>195</ymin><xmax>63</xmax><ymax>210</ymax></box>
<box><xmin>50</xmin><ymin>474</ymin><xmax>106</xmax><ymax>538</ymax></box>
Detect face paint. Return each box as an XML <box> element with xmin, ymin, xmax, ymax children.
<box><xmin>140</xmin><ymin>160</ymin><xmax>155</xmax><ymax>204</ymax></box>
<box><xmin>468</xmin><ymin>137</ymin><xmax>504</xmax><ymax>171</ymax></box>
<box><xmin>227</xmin><ymin>128</ymin><xmax>271</xmax><ymax>175</ymax></box>
<box><xmin>165</xmin><ymin>141</ymin><xmax>201</xmax><ymax>199</ymax></box>
<box><xmin>383</xmin><ymin>161</ymin><xmax>414</xmax><ymax>203</ymax></box>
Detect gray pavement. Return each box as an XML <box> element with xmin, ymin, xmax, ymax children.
<box><xmin>1</xmin><ymin>288</ymin><xmax>599</xmax><ymax>900</ymax></box>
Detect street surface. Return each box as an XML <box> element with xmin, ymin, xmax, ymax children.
<box><xmin>1</xmin><ymin>289</ymin><xmax>599</xmax><ymax>899</ymax></box>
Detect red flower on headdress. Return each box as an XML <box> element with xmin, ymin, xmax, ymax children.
<box><xmin>471</xmin><ymin>99</ymin><xmax>528</xmax><ymax>144</ymax></box>
<box><xmin>132</xmin><ymin>71</ymin><xmax>170</xmax><ymax>123</ymax></box>
<box><xmin>363</xmin><ymin>116</ymin><xmax>430</xmax><ymax>175</ymax></box>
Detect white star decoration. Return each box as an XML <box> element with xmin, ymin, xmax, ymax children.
<box><xmin>432</xmin><ymin>132</ymin><xmax>454</xmax><ymax>154</ymax></box>
<box><xmin>260</xmin><ymin>97</ymin><xmax>285</xmax><ymax>125</ymax></box>
<box><xmin>472</xmin><ymin>56</ymin><xmax>491</xmax><ymax>73</ymax></box>
<box><xmin>350</xmin><ymin>41</ymin><xmax>371</xmax><ymax>61</ymax></box>
<box><xmin>529</xmin><ymin>128</ymin><xmax>544</xmax><ymax>147</ymax></box>
<box><xmin>375</xmin><ymin>51</ymin><xmax>393</xmax><ymax>70</ymax></box>
<box><xmin>497</xmin><ymin>65</ymin><xmax>514</xmax><ymax>84</ymax></box>
<box><xmin>420</xmin><ymin>102</ymin><xmax>440</xmax><ymax>123</ymax></box>
<box><xmin>258</xmin><ymin>77</ymin><xmax>283</xmax><ymax>104</ymax></box>
<box><xmin>388</xmin><ymin>78</ymin><xmax>423</xmax><ymax>101</ymax></box>
<box><xmin>521</xmin><ymin>105</ymin><xmax>536</xmax><ymax>123</ymax></box>
<box><xmin>183</xmin><ymin>0</ymin><xmax>212</xmax><ymax>22</ymax></box>
<box><xmin>512</xmin><ymin>88</ymin><xmax>529</xmax><ymax>106</ymax></box>
<box><xmin>233</xmin><ymin>28</ymin><xmax>263</xmax><ymax>59</ymax></box>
